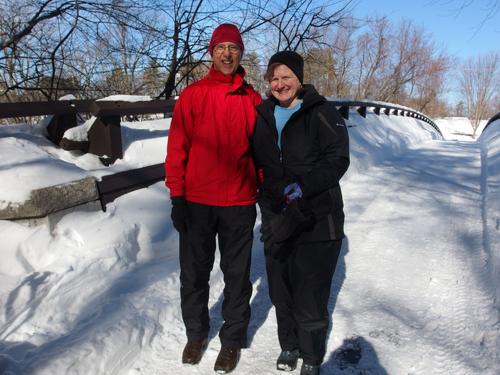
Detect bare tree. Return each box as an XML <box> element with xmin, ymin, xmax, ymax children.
<box><xmin>152</xmin><ymin>0</ymin><xmax>212</xmax><ymax>98</ymax></box>
<box><xmin>155</xmin><ymin>0</ymin><xmax>357</xmax><ymax>98</ymax></box>
<box><xmin>142</xmin><ymin>58</ymin><xmax>165</xmax><ymax>97</ymax></box>
<box><xmin>0</xmin><ymin>0</ymin><xmax>158</xmax><ymax>100</ymax></box>
<box><xmin>1</xmin><ymin>0</ymin><xmax>356</xmax><ymax>100</ymax></box>
<box><xmin>406</xmin><ymin>56</ymin><xmax>449</xmax><ymax>117</ymax></box>
<box><xmin>264</xmin><ymin>13</ymin><xmax>450</xmax><ymax>115</ymax></box>
<box><xmin>329</xmin><ymin>22</ymin><xmax>357</xmax><ymax>97</ymax></box>
<box><xmin>349</xmin><ymin>16</ymin><xmax>449</xmax><ymax>116</ymax></box>
<box><xmin>457</xmin><ymin>52</ymin><xmax>500</xmax><ymax>136</ymax></box>
<box><xmin>353</xmin><ymin>16</ymin><xmax>390</xmax><ymax>99</ymax></box>
<box><xmin>0</xmin><ymin>0</ymin><xmax>74</xmax><ymax>51</ymax></box>
<box><xmin>241</xmin><ymin>51</ymin><xmax>265</xmax><ymax>94</ymax></box>
<box><xmin>255</xmin><ymin>0</ymin><xmax>355</xmax><ymax>52</ymax></box>
<box><xmin>394</xmin><ymin>21</ymin><xmax>449</xmax><ymax>115</ymax></box>
<box><xmin>301</xmin><ymin>19</ymin><xmax>358</xmax><ymax>98</ymax></box>
<box><xmin>304</xmin><ymin>47</ymin><xmax>337</xmax><ymax>96</ymax></box>
<box><xmin>0</xmin><ymin>0</ymin><xmax>75</xmax><ymax>100</ymax></box>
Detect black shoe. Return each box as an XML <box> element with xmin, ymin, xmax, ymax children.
<box><xmin>214</xmin><ymin>347</ymin><xmax>241</xmax><ymax>373</ymax></box>
<box><xmin>276</xmin><ymin>349</ymin><xmax>300</xmax><ymax>371</ymax></box>
<box><xmin>300</xmin><ymin>362</ymin><xmax>320</xmax><ymax>375</ymax></box>
<box><xmin>182</xmin><ymin>338</ymin><xmax>208</xmax><ymax>365</ymax></box>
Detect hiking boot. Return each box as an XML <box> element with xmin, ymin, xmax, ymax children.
<box><xmin>276</xmin><ymin>349</ymin><xmax>300</xmax><ymax>371</ymax></box>
<box><xmin>182</xmin><ymin>338</ymin><xmax>208</xmax><ymax>365</ymax></box>
<box><xmin>214</xmin><ymin>347</ymin><xmax>241</xmax><ymax>373</ymax></box>
<box><xmin>300</xmin><ymin>362</ymin><xmax>320</xmax><ymax>375</ymax></box>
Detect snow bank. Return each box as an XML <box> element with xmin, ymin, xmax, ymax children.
<box><xmin>2</xmin><ymin>106</ymin><xmax>497</xmax><ymax>375</ymax></box>
<box><xmin>479</xmin><ymin>119</ymin><xmax>500</xmax><ymax>306</ymax></box>
<box><xmin>0</xmin><ymin>124</ymin><xmax>90</xmax><ymax>207</ymax></box>
<box><xmin>0</xmin><ymin>119</ymin><xmax>170</xmax><ymax>207</ymax></box>
<box><xmin>0</xmin><ymin>109</ymin><xmax>442</xmax><ymax>277</ymax></box>
<box><xmin>345</xmin><ymin>111</ymin><xmax>441</xmax><ymax>176</ymax></box>
<box><xmin>435</xmin><ymin>117</ymin><xmax>488</xmax><ymax>140</ymax></box>
<box><xmin>62</xmin><ymin>116</ymin><xmax>95</xmax><ymax>142</ymax></box>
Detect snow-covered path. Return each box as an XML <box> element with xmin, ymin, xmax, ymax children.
<box><xmin>107</xmin><ymin>139</ymin><xmax>499</xmax><ymax>374</ymax></box>
<box><xmin>1</xmin><ymin>117</ymin><xmax>499</xmax><ymax>375</ymax></box>
<box><xmin>336</xmin><ymin>139</ymin><xmax>499</xmax><ymax>374</ymax></box>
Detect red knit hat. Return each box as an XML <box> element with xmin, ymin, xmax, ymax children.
<box><xmin>208</xmin><ymin>24</ymin><xmax>244</xmax><ymax>55</ymax></box>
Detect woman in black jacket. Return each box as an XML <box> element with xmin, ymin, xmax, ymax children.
<box><xmin>252</xmin><ymin>51</ymin><xmax>350</xmax><ymax>375</ymax></box>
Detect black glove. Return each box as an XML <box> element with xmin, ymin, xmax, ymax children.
<box><xmin>260</xmin><ymin>220</ymin><xmax>285</xmax><ymax>259</ymax></box>
<box><xmin>171</xmin><ymin>196</ymin><xmax>189</xmax><ymax>233</ymax></box>
<box><xmin>260</xmin><ymin>221</ymin><xmax>273</xmax><ymax>243</ymax></box>
<box><xmin>265</xmin><ymin>198</ymin><xmax>315</xmax><ymax>244</ymax></box>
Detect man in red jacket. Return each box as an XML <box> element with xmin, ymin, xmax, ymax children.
<box><xmin>165</xmin><ymin>23</ymin><xmax>262</xmax><ymax>373</ymax></box>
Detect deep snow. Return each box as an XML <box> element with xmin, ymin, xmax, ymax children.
<box><xmin>0</xmin><ymin>107</ymin><xmax>499</xmax><ymax>375</ymax></box>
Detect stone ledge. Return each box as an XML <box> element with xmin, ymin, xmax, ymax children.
<box><xmin>0</xmin><ymin>176</ymin><xmax>100</xmax><ymax>220</ymax></box>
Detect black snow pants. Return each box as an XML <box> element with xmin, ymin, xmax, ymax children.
<box><xmin>265</xmin><ymin>238</ymin><xmax>342</xmax><ymax>365</ymax></box>
<box><xmin>179</xmin><ymin>201</ymin><xmax>256</xmax><ymax>349</ymax></box>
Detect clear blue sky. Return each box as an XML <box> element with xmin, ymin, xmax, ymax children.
<box><xmin>353</xmin><ymin>0</ymin><xmax>500</xmax><ymax>60</ymax></box>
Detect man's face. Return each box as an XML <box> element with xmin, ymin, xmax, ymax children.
<box><xmin>212</xmin><ymin>43</ymin><xmax>242</xmax><ymax>75</ymax></box>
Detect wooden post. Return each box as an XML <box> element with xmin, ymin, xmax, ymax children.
<box><xmin>46</xmin><ymin>113</ymin><xmax>78</xmax><ymax>145</ymax></box>
<box><xmin>87</xmin><ymin>115</ymin><xmax>123</xmax><ymax>164</ymax></box>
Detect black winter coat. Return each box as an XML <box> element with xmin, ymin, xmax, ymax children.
<box><xmin>253</xmin><ymin>85</ymin><xmax>350</xmax><ymax>242</ymax></box>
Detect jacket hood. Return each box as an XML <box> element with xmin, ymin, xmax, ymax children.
<box><xmin>298</xmin><ymin>84</ymin><xmax>326</xmax><ymax>112</ymax></box>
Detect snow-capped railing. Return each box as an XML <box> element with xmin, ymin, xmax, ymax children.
<box><xmin>0</xmin><ymin>97</ymin><xmax>441</xmax><ymax>220</ymax></box>
<box><xmin>0</xmin><ymin>98</ymin><xmax>175</xmax><ymax>164</ymax></box>
<box><xmin>93</xmin><ymin>100</ymin><xmax>441</xmax><ymax>208</ymax></box>
<box><xmin>331</xmin><ymin>99</ymin><xmax>441</xmax><ymax>135</ymax></box>
<box><xmin>0</xmin><ymin>98</ymin><xmax>440</xmax><ymax>165</ymax></box>
<box><xmin>483</xmin><ymin>111</ymin><xmax>500</xmax><ymax>132</ymax></box>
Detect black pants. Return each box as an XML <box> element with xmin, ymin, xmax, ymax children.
<box><xmin>265</xmin><ymin>239</ymin><xmax>342</xmax><ymax>365</ymax></box>
<box><xmin>179</xmin><ymin>201</ymin><xmax>256</xmax><ymax>349</ymax></box>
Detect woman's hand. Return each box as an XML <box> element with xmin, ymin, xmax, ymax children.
<box><xmin>284</xmin><ymin>182</ymin><xmax>302</xmax><ymax>205</ymax></box>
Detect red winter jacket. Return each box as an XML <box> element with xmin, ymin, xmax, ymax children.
<box><xmin>165</xmin><ymin>66</ymin><xmax>262</xmax><ymax>206</ymax></box>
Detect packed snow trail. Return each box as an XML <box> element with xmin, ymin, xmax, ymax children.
<box><xmin>128</xmin><ymin>138</ymin><xmax>498</xmax><ymax>374</ymax></box>
<box><xmin>1</xmin><ymin>124</ymin><xmax>499</xmax><ymax>375</ymax></box>
<box><xmin>332</xmin><ymin>139</ymin><xmax>499</xmax><ymax>374</ymax></box>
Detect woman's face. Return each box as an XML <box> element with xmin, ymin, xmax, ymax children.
<box><xmin>269</xmin><ymin>64</ymin><xmax>301</xmax><ymax>108</ymax></box>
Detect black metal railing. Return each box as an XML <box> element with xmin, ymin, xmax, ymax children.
<box><xmin>331</xmin><ymin>99</ymin><xmax>441</xmax><ymax>135</ymax></box>
<box><xmin>483</xmin><ymin>111</ymin><xmax>500</xmax><ymax>133</ymax></box>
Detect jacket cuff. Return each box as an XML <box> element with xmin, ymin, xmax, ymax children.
<box><xmin>171</xmin><ymin>196</ymin><xmax>186</xmax><ymax>206</ymax></box>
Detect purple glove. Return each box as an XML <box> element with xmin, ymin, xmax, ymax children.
<box><xmin>284</xmin><ymin>182</ymin><xmax>302</xmax><ymax>203</ymax></box>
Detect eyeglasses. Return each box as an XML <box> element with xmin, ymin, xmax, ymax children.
<box><xmin>213</xmin><ymin>44</ymin><xmax>241</xmax><ymax>54</ymax></box>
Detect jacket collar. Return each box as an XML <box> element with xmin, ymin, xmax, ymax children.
<box><xmin>207</xmin><ymin>65</ymin><xmax>246</xmax><ymax>91</ymax></box>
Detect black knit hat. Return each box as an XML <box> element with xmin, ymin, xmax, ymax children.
<box><xmin>268</xmin><ymin>50</ymin><xmax>304</xmax><ymax>83</ymax></box>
